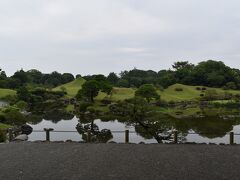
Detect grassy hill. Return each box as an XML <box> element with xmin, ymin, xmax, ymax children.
<box><xmin>0</xmin><ymin>88</ymin><xmax>16</xmax><ymax>99</ymax></box>
<box><xmin>158</xmin><ymin>84</ymin><xmax>240</xmax><ymax>102</ymax></box>
<box><xmin>54</xmin><ymin>78</ymin><xmax>136</xmax><ymax>101</ymax></box>
<box><xmin>111</xmin><ymin>88</ymin><xmax>135</xmax><ymax>101</ymax></box>
<box><xmin>54</xmin><ymin>78</ymin><xmax>240</xmax><ymax>102</ymax></box>
<box><xmin>53</xmin><ymin>78</ymin><xmax>86</xmax><ymax>97</ymax></box>
<box><xmin>96</xmin><ymin>87</ymin><xmax>136</xmax><ymax>101</ymax></box>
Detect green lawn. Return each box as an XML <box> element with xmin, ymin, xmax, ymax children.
<box><xmin>96</xmin><ymin>87</ymin><xmax>135</xmax><ymax>101</ymax></box>
<box><xmin>111</xmin><ymin>88</ymin><xmax>135</xmax><ymax>101</ymax></box>
<box><xmin>0</xmin><ymin>88</ymin><xmax>16</xmax><ymax>99</ymax></box>
<box><xmin>158</xmin><ymin>84</ymin><xmax>240</xmax><ymax>102</ymax></box>
<box><xmin>54</xmin><ymin>78</ymin><xmax>135</xmax><ymax>101</ymax></box>
<box><xmin>53</xmin><ymin>78</ymin><xmax>86</xmax><ymax>98</ymax></box>
<box><xmin>54</xmin><ymin>78</ymin><xmax>240</xmax><ymax>103</ymax></box>
<box><xmin>158</xmin><ymin>84</ymin><xmax>201</xmax><ymax>101</ymax></box>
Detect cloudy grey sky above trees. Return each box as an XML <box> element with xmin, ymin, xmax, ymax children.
<box><xmin>1</xmin><ymin>0</ymin><xmax>240</xmax><ymax>75</ymax></box>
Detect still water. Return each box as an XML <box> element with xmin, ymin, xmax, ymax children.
<box><xmin>28</xmin><ymin>116</ymin><xmax>240</xmax><ymax>144</ymax></box>
<box><xmin>28</xmin><ymin>118</ymin><xmax>157</xmax><ymax>143</ymax></box>
<box><xmin>0</xmin><ymin>101</ymin><xmax>8</xmax><ymax>107</ymax></box>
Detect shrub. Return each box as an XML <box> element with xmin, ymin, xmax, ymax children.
<box><xmin>79</xmin><ymin>102</ymin><xmax>92</xmax><ymax>113</ymax></box>
<box><xmin>175</xmin><ymin>111</ymin><xmax>183</xmax><ymax>115</ymax></box>
<box><xmin>202</xmin><ymin>87</ymin><xmax>207</xmax><ymax>91</ymax></box>
<box><xmin>222</xmin><ymin>86</ymin><xmax>228</xmax><ymax>90</ymax></box>
<box><xmin>224</xmin><ymin>92</ymin><xmax>233</xmax><ymax>100</ymax></box>
<box><xmin>0</xmin><ymin>114</ymin><xmax>6</xmax><ymax>123</ymax></box>
<box><xmin>109</xmin><ymin>102</ymin><xmax>132</xmax><ymax>116</ymax></box>
<box><xmin>168</xmin><ymin>100</ymin><xmax>176</xmax><ymax>107</ymax></box>
<box><xmin>155</xmin><ymin>99</ymin><xmax>168</xmax><ymax>107</ymax></box>
<box><xmin>196</xmin><ymin>87</ymin><xmax>201</xmax><ymax>91</ymax></box>
<box><xmin>101</xmin><ymin>98</ymin><xmax>112</xmax><ymax>105</ymax></box>
<box><xmin>204</xmin><ymin>89</ymin><xmax>218</xmax><ymax>101</ymax></box>
<box><xmin>156</xmin><ymin>84</ymin><xmax>164</xmax><ymax>91</ymax></box>
<box><xmin>0</xmin><ymin>130</ymin><xmax>6</xmax><ymax>142</ymax></box>
<box><xmin>16</xmin><ymin>101</ymin><xmax>28</xmax><ymax>111</ymax></box>
<box><xmin>200</xmin><ymin>94</ymin><xmax>204</xmax><ymax>97</ymax></box>
<box><xmin>175</xmin><ymin>88</ymin><xmax>183</xmax><ymax>92</ymax></box>
<box><xmin>225</xmin><ymin>102</ymin><xmax>240</xmax><ymax>108</ymax></box>
<box><xmin>235</xmin><ymin>94</ymin><xmax>240</xmax><ymax>102</ymax></box>
<box><xmin>225</xmin><ymin>82</ymin><xmax>237</xmax><ymax>90</ymax></box>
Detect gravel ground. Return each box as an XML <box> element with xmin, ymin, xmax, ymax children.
<box><xmin>0</xmin><ymin>142</ymin><xmax>240</xmax><ymax>180</ymax></box>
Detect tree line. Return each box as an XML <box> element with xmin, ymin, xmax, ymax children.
<box><xmin>0</xmin><ymin>69</ymin><xmax>75</xmax><ymax>89</ymax></box>
<box><xmin>1</xmin><ymin>60</ymin><xmax>240</xmax><ymax>90</ymax></box>
<box><xmin>110</xmin><ymin>60</ymin><xmax>240</xmax><ymax>90</ymax></box>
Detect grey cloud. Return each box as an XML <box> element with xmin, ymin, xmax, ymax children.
<box><xmin>0</xmin><ymin>0</ymin><xmax>240</xmax><ymax>75</ymax></box>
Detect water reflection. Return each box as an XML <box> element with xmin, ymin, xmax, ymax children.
<box><xmin>26</xmin><ymin>111</ymin><xmax>240</xmax><ymax>144</ymax></box>
<box><xmin>43</xmin><ymin>110</ymin><xmax>74</xmax><ymax>123</ymax></box>
<box><xmin>0</xmin><ymin>101</ymin><xmax>8</xmax><ymax>107</ymax></box>
<box><xmin>75</xmin><ymin>111</ymin><xmax>113</xmax><ymax>143</ymax></box>
<box><xmin>172</xmin><ymin>117</ymin><xmax>240</xmax><ymax>139</ymax></box>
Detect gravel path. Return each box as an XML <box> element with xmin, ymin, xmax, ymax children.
<box><xmin>0</xmin><ymin>142</ymin><xmax>240</xmax><ymax>180</ymax></box>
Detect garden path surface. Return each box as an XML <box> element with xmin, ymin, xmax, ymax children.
<box><xmin>0</xmin><ymin>142</ymin><xmax>240</xmax><ymax>180</ymax></box>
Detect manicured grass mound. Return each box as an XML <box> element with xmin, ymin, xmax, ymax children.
<box><xmin>111</xmin><ymin>88</ymin><xmax>135</xmax><ymax>101</ymax></box>
<box><xmin>0</xmin><ymin>88</ymin><xmax>16</xmax><ymax>99</ymax></box>
<box><xmin>158</xmin><ymin>84</ymin><xmax>202</xmax><ymax>101</ymax></box>
<box><xmin>158</xmin><ymin>84</ymin><xmax>240</xmax><ymax>102</ymax></box>
<box><xmin>96</xmin><ymin>87</ymin><xmax>135</xmax><ymax>101</ymax></box>
<box><xmin>53</xmin><ymin>78</ymin><xmax>86</xmax><ymax>97</ymax></box>
<box><xmin>54</xmin><ymin>78</ymin><xmax>240</xmax><ymax>103</ymax></box>
<box><xmin>54</xmin><ymin>78</ymin><xmax>135</xmax><ymax>101</ymax></box>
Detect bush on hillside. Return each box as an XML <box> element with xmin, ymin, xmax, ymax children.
<box><xmin>156</xmin><ymin>84</ymin><xmax>164</xmax><ymax>91</ymax></box>
<box><xmin>223</xmin><ymin>82</ymin><xmax>237</xmax><ymax>90</ymax></box>
<box><xmin>155</xmin><ymin>99</ymin><xmax>168</xmax><ymax>107</ymax></box>
<box><xmin>175</xmin><ymin>111</ymin><xmax>183</xmax><ymax>115</ymax></box>
<box><xmin>203</xmin><ymin>89</ymin><xmax>218</xmax><ymax>101</ymax></box>
<box><xmin>101</xmin><ymin>98</ymin><xmax>112</xmax><ymax>105</ymax></box>
<box><xmin>175</xmin><ymin>87</ymin><xmax>183</xmax><ymax>92</ymax></box>
<box><xmin>224</xmin><ymin>92</ymin><xmax>233</xmax><ymax>100</ymax></box>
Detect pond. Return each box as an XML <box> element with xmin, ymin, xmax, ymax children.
<box><xmin>27</xmin><ymin>115</ymin><xmax>240</xmax><ymax>144</ymax></box>
<box><xmin>0</xmin><ymin>100</ymin><xmax>8</xmax><ymax>107</ymax></box>
<box><xmin>28</xmin><ymin>117</ymin><xmax>157</xmax><ymax>143</ymax></box>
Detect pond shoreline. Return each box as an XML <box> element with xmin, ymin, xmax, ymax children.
<box><xmin>7</xmin><ymin>141</ymin><xmax>239</xmax><ymax>146</ymax></box>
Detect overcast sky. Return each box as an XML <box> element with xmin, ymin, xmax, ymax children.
<box><xmin>1</xmin><ymin>0</ymin><xmax>240</xmax><ymax>76</ymax></box>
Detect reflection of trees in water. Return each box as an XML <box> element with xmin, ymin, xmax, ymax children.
<box><xmin>111</xmin><ymin>98</ymin><xmax>240</xmax><ymax>140</ymax></box>
<box><xmin>26</xmin><ymin>114</ymin><xmax>43</xmax><ymax>125</ymax></box>
<box><xmin>172</xmin><ymin>117</ymin><xmax>240</xmax><ymax>139</ymax></box>
<box><xmin>76</xmin><ymin>112</ymin><xmax>113</xmax><ymax>143</ymax></box>
<box><xmin>132</xmin><ymin>113</ymin><xmax>187</xmax><ymax>143</ymax></box>
<box><xmin>43</xmin><ymin>110</ymin><xmax>74</xmax><ymax>123</ymax></box>
<box><xmin>138</xmin><ymin>115</ymin><xmax>240</xmax><ymax>140</ymax></box>
<box><xmin>26</xmin><ymin>111</ymin><xmax>74</xmax><ymax>125</ymax></box>
<box><xmin>128</xmin><ymin>98</ymin><xmax>181</xmax><ymax>143</ymax></box>
<box><xmin>26</xmin><ymin>99</ymin><xmax>240</xmax><ymax>142</ymax></box>
<box><xmin>76</xmin><ymin>123</ymin><xmax>113</xmax><ymax>143</ymax></box>
<box><xmin>109</xmin><ymin>98</ymin><xmax>186</xmax><ymax>143</ymax></box>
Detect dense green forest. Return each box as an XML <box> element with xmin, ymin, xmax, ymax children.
<box><xmin>1</xmin><ymin>60</ymin><xmax>240</xmax><ymax>90</ymax></box>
